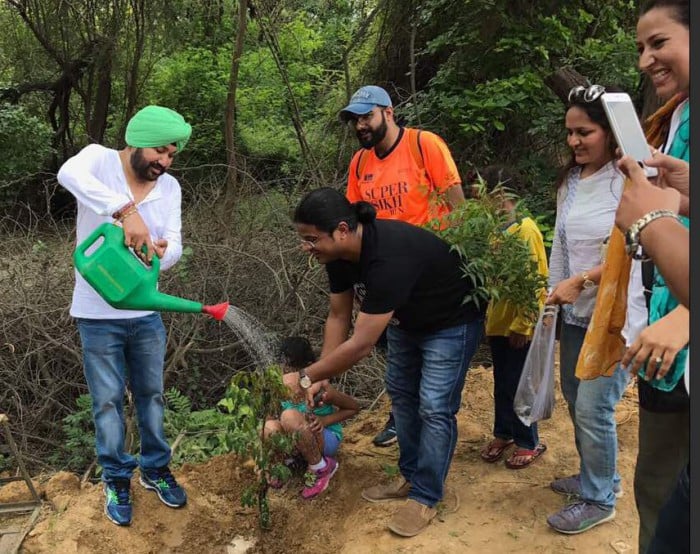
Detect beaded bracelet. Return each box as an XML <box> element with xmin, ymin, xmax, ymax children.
<box><xmin>119</xmin><ymin>206</ymin><xmax>139</xmax><ymax>222</ymax></box>
<box><xmin>112</xmin><ymin>201</ymin><xmax>135</xmax><ymax>220</ymax></box>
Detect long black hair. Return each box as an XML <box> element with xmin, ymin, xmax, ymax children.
<box><xmin>293</xmin><ymin>187</ymin><xmax>376</xmax><ymax>233</ymax></box>
<box><xmin>641</xmin><ymin>0</ymin><xmax>688</xmax><ymax>27</ymax></box>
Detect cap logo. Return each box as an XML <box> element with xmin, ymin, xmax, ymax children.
<box><xmin>351</xmin><ymin>90</ymin><xmax>372</xmax><ymax>102</ymax></box>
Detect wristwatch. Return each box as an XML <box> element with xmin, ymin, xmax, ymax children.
<box><xmin>299</xmin><ymin>369</ymin><xmax>312</xmax><ymax>390</ymax></box>
<box><xmin>625</xmin><ymin>210</ymin><xmax>680</xmax><ymax>257</ymax></box>
<box><xmin>580</xmin><ymin>271</ymin><xmax>596</xmax><ymax>290</ymax></box>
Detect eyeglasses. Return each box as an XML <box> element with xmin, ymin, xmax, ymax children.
<box><xmin>345</xmin><ymin>110</ymin><xmax>378</xmax><ymax>128</ymax></box>
<box><xmin>299</xmin><ymin>235</ymin><xmax>321</xmax><ymax>249</ymax></box>
<box><xmin>568</xmin><ymin>84</ymin><xmax>606</xmax><ymax>103</ymax></box>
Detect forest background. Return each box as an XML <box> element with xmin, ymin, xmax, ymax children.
<box><xmin>0</xmin><ymin>0</ymin><xmax>656</xmax><ymax>473</ymax></box>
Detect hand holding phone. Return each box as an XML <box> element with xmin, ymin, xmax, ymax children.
<box><xmin>600</xmin><ymin>93</ymin><xmax>658</xmax><ymax>178</ymax></box>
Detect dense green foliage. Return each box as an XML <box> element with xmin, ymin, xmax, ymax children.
<box><xmin>0</xmin><ymin>0</ymin><xmax>646</xmax><ymax>209</ymax></box>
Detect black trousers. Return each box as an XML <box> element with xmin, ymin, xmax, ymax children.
<box><xmin>646</xmin><ymin>463</ymin><xmax>690</xmax><ymax>554</ymax></box>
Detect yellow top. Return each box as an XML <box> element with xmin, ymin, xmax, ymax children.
<box><xmin>485</xmin><ymin>216</ymin><xmax>549</xmax><ymax>338</ymax></box>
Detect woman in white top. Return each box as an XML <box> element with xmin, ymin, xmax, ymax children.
<box><xmin>543</xmin><ymin>86</ymin><xmax>635</xmax><ymax>534</ymax></box>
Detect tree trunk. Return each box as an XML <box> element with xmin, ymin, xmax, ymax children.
<box><xmin>408</xmin><ymin>3</ymin><xmax>421</xmax><ymax>126</ymax></box>
<box><xmin>223</xmin><ymin>0</ymin><xmax>249</xmax><ymax>210</ymax></box>
<box><xmin>259</xmin><ymin>19</ymin><xmax>319</xmax><ymax>179</ymax></box>
<box><xmin>544</xmin><ymin>66</ymin><xmax>588</xmax><ymax>104</ymax></box>
<box><xmin>120</xmin><ymin>0</ymin><xmax>148</xmax><ymax>143</ymax></box>
<box><xmin>87</xmin><ymin>41</ymin><xmax>114</xmax><ymax>144</ymax></box>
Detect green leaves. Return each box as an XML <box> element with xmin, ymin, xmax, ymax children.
<box><xmin>216</xmin><ymin>364</ymin><xmax>294</xmax><ymax>529</ymax></box>
<box><xmin>0</xmin><ymin>104</ymin><xmax>54</xmax><ymax>198</ymax></box>
<box><xmin>48</xmin><ymin>394</ymin><xmax>96</xmax><ymax>471</ymax></box>
<box><xmin>434</xmin><ymin>182</ymin><xmax>548</xmax><ymax>323</ymax></box>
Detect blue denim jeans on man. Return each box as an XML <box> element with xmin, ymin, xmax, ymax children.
<box><xmin>385</xmin><ymin>320</ymin><xmax>483</xmax><ymax>507</ymax></box>
<box><xmin>76</xmin><ymin>313</ymin><xmax>171</xmax><ymax>481</ymax></box>
<box><xmin>560</xmin><ymin>323</ymin><xmax>630</xmax><ymax>509</ymax></box>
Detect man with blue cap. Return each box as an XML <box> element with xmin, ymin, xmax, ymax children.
<box><xmin>57</xmin><ymin>105</ymin><xmax>192</xmax><ymax>526</ymax></box>
<box><xmin>339</xmin><ymin>84</ymin><xmax>464</xmax><ymax>227</ymax></box>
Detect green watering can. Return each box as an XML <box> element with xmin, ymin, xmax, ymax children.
<box><xmin>73</xmin><ymin>222</ymin><xmax>229</xmax><ymax>320</ymax></box>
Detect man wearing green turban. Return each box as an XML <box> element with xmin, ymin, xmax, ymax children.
<box><xmin>125</xmin><ymin>105</ymin><xmax>192</xmax><ymax>153</ymax></box>
<box><xmin>57</xmin><ymin>105</ymin><xmax>192</xmax><ymax>526</ymax></box>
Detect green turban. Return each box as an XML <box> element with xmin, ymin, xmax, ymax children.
<box><xmin>125</xmin><ymin>105</ymin><xmax>192</xmax><ymax>152</ymax></box>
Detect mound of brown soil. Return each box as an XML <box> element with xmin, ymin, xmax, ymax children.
<box><xmin>13</xmin><ymin>363</ymin><xmax>640</xmax><ymax>553</ymax></box>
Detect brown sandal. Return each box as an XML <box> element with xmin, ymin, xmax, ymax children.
<box><xmin>480</xmin><ymin>439</ymin><xmax>514</xmax><ymax>463</ymax></box>
<box><xmin>504</xmin><ymin>443</ymin><xmax>547</xmax><ymax>469</ymax></box>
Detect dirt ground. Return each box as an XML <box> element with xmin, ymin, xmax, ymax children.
<box><xmin>4</xmin><ymin>362</ymin><xmax>640</xmax><ymax>554</ymax></box>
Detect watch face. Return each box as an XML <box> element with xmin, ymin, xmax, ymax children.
<box><xmin>300</xmin><ymin>375</ymin><xmax>312</xmax><ymax>389</ymax></box>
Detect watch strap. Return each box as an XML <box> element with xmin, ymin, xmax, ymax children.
<box><xmin>625</xmin><ymin>210</ymin><xmax>680</xmax><ymax>256</ymax></box>
<box><xmin>580</xmin><ymin>271</ymin><xmax>595</xmax><ymax>289</ymax></box>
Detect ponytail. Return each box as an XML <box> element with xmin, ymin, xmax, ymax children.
<box><xmin>294</xmin><ymin>187</ymin><xmax>373</xmax><ymax>233</ymax></box>
<box><xmin>354</xmin><ymin>201</ymin><xmax>376</xmax><ymax>224</ymax></box>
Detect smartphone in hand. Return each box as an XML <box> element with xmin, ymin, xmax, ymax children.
<box><xmin>600</xmin><ymin>92</ymin><xmax>658</xmax><ymax>178</ymax></box>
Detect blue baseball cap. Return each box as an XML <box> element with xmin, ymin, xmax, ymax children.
<box><xmin>339</xmin><ymin>85</ymin><xmax>392</xmax><ymax>122</ymax></box>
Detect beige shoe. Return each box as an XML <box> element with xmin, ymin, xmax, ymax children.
<box><xmin>387</xmin><ymin>499</ymin><xmax>437</xmax><ymax>537</ymax></box>
<box><xmin>438</xmin><ymin>485</ymin><xmax>460</xmax><ymax>514</ymax></box>
<box><xmin>361</xmin><ymin>479</ymin><xmax>411</xmax><ymax>503</ymax></box>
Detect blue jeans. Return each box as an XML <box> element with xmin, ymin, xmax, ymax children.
<box><xmin>322</xmin><ymin>428</ymin><xmax>341</xmax><ymax>458</ymax></box>
<box><xmin>560</xmin><ymin>323</ymin><xmax>630</xmax><ymax>509</ymax></box>
<box><xmin>385</xmin><ymin>320</ymin><xmax>483</xmax><ymax>507</ymax></box>
<box><xmin>76</xmin><ymin>313</ymin><xmax>171</xmax><ymax>481</ymax></box>
<box><xmin>489</xmin><ymin>336</ymin><xmax>538</xmax><ymax>450</ymax></box>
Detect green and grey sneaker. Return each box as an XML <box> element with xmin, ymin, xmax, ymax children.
<box><xmin>103</xmin><ymin>479</ymin><xmax>132</xmax><ymax>526</ymax></box>
<box><xmin>547</xmin><ymin>501</ymin><xmax>615</xmax><ymax>534</ymax></box>
<box><xmin>139</xmin><ymin>466</ymin><xmax>187</xmax><ymax>508</ymax></box>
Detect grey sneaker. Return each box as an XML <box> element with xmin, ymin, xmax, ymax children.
<box><xmin>550</xmin><ymin>474</ymin><xmax>623</xmax><ymax>499</ymax></box>
<box><xmin>547</xmin><ymin>501</ymin><xmax>616</xmax><ymax>534</ymax></box>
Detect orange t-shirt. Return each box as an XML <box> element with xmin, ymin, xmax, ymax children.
<box><xmin>345</xmin><ymin>128</ymin><xmax>461</xmax><ymax>227</ymax></box>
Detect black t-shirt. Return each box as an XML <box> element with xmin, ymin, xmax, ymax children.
<box><xmin>326</xmin><ymin>219</ymin><xmax>483</xmax><ymax>332</ymax></box>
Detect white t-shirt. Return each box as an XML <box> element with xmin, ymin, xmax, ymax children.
<box><xmin>57</xmin><ymin>144</ymin><xmax>183</xmax><ymax>319</ymax></box>
<box><xmin>623</xmin><ymin>258</ymin><xmax>648</xmax><ymax>347</ymax></box>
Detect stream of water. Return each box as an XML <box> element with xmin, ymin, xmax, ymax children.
<box><xmin>221</xmin><ymin>305</ymin><xmax>277</xmax><ymax>368</ymax></box>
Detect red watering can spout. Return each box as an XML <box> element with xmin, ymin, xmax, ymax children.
<box><xmin>202</xmin><ymin>302</ymin><xmax>230</xmax><ymax>321</ymax></box>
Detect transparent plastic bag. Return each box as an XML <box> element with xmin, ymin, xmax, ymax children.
<box><xmin>572</xmin><ymin>286</ymin><xmax>598</xmax><ymax>319</ymax></box>
<box><xmin>514</xmin><ymin>305</ymin><xmax>559</xmax><ymax>426</ymax></box>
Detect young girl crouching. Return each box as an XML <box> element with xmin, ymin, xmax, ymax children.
<box><xmin>264</xmin><ymin>337</ymin><xmax>359</xmax><ymax>499</ymax></box>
